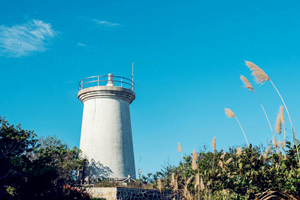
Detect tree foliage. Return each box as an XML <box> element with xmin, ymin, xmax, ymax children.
<box><xmin>0</xmin><ymin>117</ymin><xmax>89</xmax><ymax>200</ymax></box>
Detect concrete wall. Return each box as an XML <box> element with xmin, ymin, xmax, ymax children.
<box><xmin>78</xmin><ymin>86</ymin><xmax>136</xmax><ymax>179</ymax></box>
<box><xmin>86</xmin><ymin>187</ymin><xmax>180</xmax><ymax>200</ymax></box>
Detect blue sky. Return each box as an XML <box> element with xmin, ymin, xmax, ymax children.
<box><xmin>1</xmin><ymin>0</ymin><xmax>300</xmax><ymax>175</ymax></box>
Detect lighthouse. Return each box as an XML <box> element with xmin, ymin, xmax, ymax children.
<box><xmin>78</xmin><ymin>73</ymin><xmax>136</xmax><ymax>179</ymax></box>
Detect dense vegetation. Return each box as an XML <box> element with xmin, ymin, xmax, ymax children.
<box><xmin>0</xmin><ymin>117</ymin><xmax>90</xmax><ymax>200</ymax></box>
<box><xmin>141</xmin><ymin>141</ymin><xmax>300</xmax><ymax>199</ymax></box>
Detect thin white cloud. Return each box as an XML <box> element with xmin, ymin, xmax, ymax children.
<box><xmin>77</xmin><ymin>43</ymin><xmax>87</xmax><ymax>47</ymax></box>
<box><xmin>93</xmin><ymin>19</ymin><xmax>121</xmax><ymax>28</ymax></box>
<box><xmin>0</xmin><ymin>19</ymin><xmax>55</xmax><ymax>57</ymax></box>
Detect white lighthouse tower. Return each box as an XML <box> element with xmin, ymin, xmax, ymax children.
<box><xmin>78</xmin><ymin>73</ymin><xmax>136</xmax><ymax>179</ymax></box>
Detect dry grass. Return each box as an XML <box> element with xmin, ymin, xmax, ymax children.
<box><xmin>170</xmin><ymin>173</ymin><xmax>175</xmax><ymax>187</ymax></box>
<box><xmin>178</xmin><ymin>143</ymin><xmax>182</xmax><ymax>153</ymax></box>
<box><xmin>276</xmin><ymin>106</ymin><xmax>283</xmax><ymax>135</ymax></box>
<box><xmin>173</xmin><ymin>179</ymin><xmax>178</xmax><ymax>192</ymax></box>
<box><xmin>263</xmin><ymin>146</ymin><xmax>271</xmax><ymax>160</ymax></box>
<box><xmin>183</xmin><ymin>176</ymin><xmax>194</xmax><ymax>200</ymax></box>
<box><xmin>245</xmin><ymin>61</ymin><xmax>270</xmax><ymax>84</ymax></box>
<box><xmin>236</xmin><ymin>147</ymin><xmax>242</xmax><ymax>156</ymax></box>
<box><xmin>194</xmin><ymin>173</ymin><xmax>199</xmax><ymax>190</ymax></box>
<box><xmin>221</xmin><ymin>153</ymin><xmax>226</xmax><ymax>159</ymax></box>
<box><xmin>226</xmin><ymin>158</ymin><xmax>233</xmax><ymax>164</ymax></box>
<box><xmin>193</xmin><ymin>149</ymin><xmax>198</xmax><ymax>160</ymax></box>
<box><xmin>273</xmin><ymin>135</ymin><xmax>278</xmax><ymax>148</ymax></box>
<box><xmin>225</xmin><ymin>108</ymin><xmax>235</xmax><ymax>118</ymax></box>
<box><xmin>157</xmin><ymin>178</ymin><xmax>162</xmax><ymax>193</ymax></box>
<box><xmin>278</xmin><ymin>105</ymin><xmax>286</xmax><ymax>142</ymax></box>
<box><xmin>255</xmin><ymin>190</ymin><xmax>298</xmax><ymax>200</ymax></box>
<box><xmin>200</xmin><ymin>177</ymin><xmax>205</xmax><ymax>191</ymax></box>
<box><xmin>280</xmin><ymin>141</ymin><xmax>286</xmax><ymax>149</ymax></box>
<box><xmin>192</xmin><ymin>158</ymin><xmax>198</xmax><ymax>170</ymax></box>
<box><xmin>280</xmin><ymin>105</ymin><xmax>285</xmax><ymax>125</ymax></box>
<box><xmin>212</xmin><ymin>137</ymin><xmax>216</xmax><ymax>152</ymax></box>
<box><xmin>240</xmin><ymin>75</ymin><xmax>254</xmax><ymax>92</ymax></box>
<box><xmin>170</xmin><ymin>172</ymin><xmax>178</xmax><ymax>192</ymax></box>
<box><xmin>218</xmin><ymin>160</ymin><xmax>224</xmax><ymax>170</ymax></box>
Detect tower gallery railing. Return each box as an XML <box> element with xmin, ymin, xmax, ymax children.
<box><xmin>78</xmin><ymin>74</ymin><xmax>135</xmax><ymax>91</ymax></box>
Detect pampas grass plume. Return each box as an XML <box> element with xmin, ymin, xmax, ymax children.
<box><xmin>275</xmin><ymin>108</ymin><xmax>283</xmax><ymax>135</ymax></box>
<box><xmin>225</xmin><ymin>108</ymin><xmax>235</xmax><ymax>118</ymax></box>
<box><xmin>280</xmin><ymin>105</ymin><xmax>285</xmax><ymax>125</ymax></box>
<box><xmin>171</xmin><ymin>173</ymin><xmax>178</xmax><ymax>192</ymax></box>
<box><xmin>212</xmin><ymin>137</ymin><xmax>216</xmax><ymax>152</ymax></box>
<box><xmin>200</xmin><ymin>177</ymin><xmax>205</xmax><ymax>191</ymax></box>
<box><xmin>174</xmin><ymin>179</ymin><xmax>178</xmax><ymax>192</ymax></box>
<box><xmin>240</xmin><ymin>75</ymin><xmax>254</xmax><ymax>92</ymax></box>
<box><xmin>177</xmin><ymin>143</ymin><xmax>182</xmax><ymax>153</ymax></box>
<box><xmin>236</xmin><ymin>147</ymin><xmax>242</xmax><ymax>156</ymax></box>
<box><xmin>186</xmin><ymin>176</ymin><xmax>193</xmax><ymax>185</ymax></box>
<box><xmin>278</xmin><ymin>105</ymin><xmax>286</xmax><ymax>142</ymax></box>
<box><xmin>170</xmin><ymin>173</ymin><xmax>175</xmax><ymax>187</ymax></box>
<box><xmin>192</xmin><ymin>158</ymin><xmax>198</xmax><ymax>170</ymax></box>
<box><xmin>157</xmin><ymin>178</ymin><xmax>162</xmax><ymax>193</ymax></box>
<box><xmin>273</xmin><ymin>135</ymin><xmax>278</xmax><ymax>148</ymax></box>
<box><xmin>194</xmin><ymin>173</ymin><xmax>200</xmax><ymax>190</ymax></box>
<box><xmin>245</xmin><ymin>61</ymin><xmax>270</xmax><ymax>84</ymax></box>
<box><xmin>218</xmin><ymin>160</ymin><xmax>224</xmax><ymax>170</ymax></box>
<box><xmin>264</xmin><ymin>145</ymin><xmax>271</xmax><ymax>160</ymax></box>
<box><xmin>221</xmin><ymin>152</ymin><xmax>226</xmax><ymax>159</ymax></box>
<box><xmin>193</xmin><ymin>149</ymin><xmax>198</xmax><ymax>160</ymax></box>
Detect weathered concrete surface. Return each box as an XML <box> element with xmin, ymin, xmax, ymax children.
<box><xmin>78</xmin><ymin>85</ymin><xmax>136</xmax><ymax>179</ymax></box>
<box><xmin>86</xmin><ymin>187</ymin><xmax>180</xmax><ymax>200</ymax></box>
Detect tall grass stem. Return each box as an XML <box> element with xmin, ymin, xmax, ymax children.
<box><xmin>254</xmin><ymin>92</ymin><xmax>274</xmax><ymax>135</ymax></box>
<box><xmin>235</xmin><ymin>117</ymin><xmax>249</xmax><ymax>147</ymax></box>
